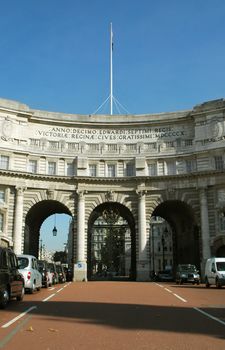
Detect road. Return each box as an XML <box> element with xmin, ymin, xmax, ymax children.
<box><xmin>0</xmin><ymin>281</ymin><xmax>225</xmax><ymax>350</ymax></box>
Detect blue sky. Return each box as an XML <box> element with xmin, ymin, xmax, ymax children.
<box><xmin>1</xmin><ymin>0</ymin><xmax>225</xmax><ymax>116</ymax></box>
<box><xmin>1</xmin><ymin>0</ymin><xmax>225</xmax><ymax>251</ymax></box>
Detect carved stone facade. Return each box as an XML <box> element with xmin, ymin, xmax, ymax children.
<box><xmin>0</xmin><ymin>97</ymin><xmax>225</xmax><ymax>281</ymax></box>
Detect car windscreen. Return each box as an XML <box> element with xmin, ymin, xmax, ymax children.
<box><xmin>180</xmin><ymin>265</ymin><xmax>196</xmax><ymax>271</ymax></box>
<box><xmin>216</xmin><ymin>262</ymin><xmax>225</xmax><ymax>271</ymax></box>
<box><xmin>48</xmin><ymin>264</ymin><xmax>55</xmax><ymax>272</ymax></box>
<box><xmin>37</xmin><ymin>262</ymin><xmax>46</xmax><ymax>271</ymax></box>
<box><xmin>18</xmin><ymin>257</ymin><xmax>29</xmax><ymax>269</ymax></box>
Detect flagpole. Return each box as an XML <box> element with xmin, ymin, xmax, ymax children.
<box><xmin>110</xmin><ymin>22</ymin><xmax>113</xmax><ymax>115</ymax></box>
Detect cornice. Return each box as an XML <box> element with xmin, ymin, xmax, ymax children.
<box><xmin>0</xmin><ymin>168</ymin><xmax>224</xmax><ymax>184</ymax></box>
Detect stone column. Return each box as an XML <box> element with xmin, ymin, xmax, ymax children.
<box><xmin>199</xmin><ymin>187</ymin><xmax>211</xmax><ymax>272</ymax></box>
<box><xmin>74</xmin><ymin>190</ymin><xmax>87</xmax><ymax>281</ymax></box>
<box><xmin>136</xmin><ymin>190</ymin><xmax>150</xmax><ymax>281</ymax></box>
<box><xmin>77</xmin><ymin>191</ymin><xmax>85</xmax><ymax>262</ymax></box>
<box><xmin>13</xmin><ymin>187</ymin><xmax>25</xmax><ymax>254</ymax></box>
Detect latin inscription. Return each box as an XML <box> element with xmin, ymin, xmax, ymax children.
<box><xmin>36</xmin><ymin>126</ymin><xmax>186</xmax><ymax>142</ymax></box>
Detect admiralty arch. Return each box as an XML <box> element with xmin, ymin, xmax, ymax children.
<box><xmin>0</xmin><ymin>97</ymin><xmax>225</xmax><ymax>281</ymax></box>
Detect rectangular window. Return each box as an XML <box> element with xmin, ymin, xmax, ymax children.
<box><xmin>186</xmin><ymin>159</ymin><xmax>197</xmax><ymax>173</ymax></box>
<box><xmin>0</xmin><ymin>213</ymin><xmax>3</xmax><ymax>231</ymax></box>
<box><xmin>215</xmin><ymin>156</ymin><xmax>223</xmax><ymax>170</ymax></box>
<box><xmin>108</xmin><ymin>164</ymin><xmax>116</xmax><ymax>177</ymax></box>
<box><xmin>184</xmin><ymin>139</ymin><xmax>193</xmax><ymax>147</ymax></box>
<box><xmin>165</xmin><ymin>141</ymin><xmax>174</xmax><ymax>148</ymax></box>
<box><xmin>167</xmin><ymin>161</ymin><xmax>176</xmax><ymax>175</ymax></box>
<box><xmin>0</xmin><ymin>155</ymin><xmax>9</xmax><ymax>170</ymax></box>
<box><xmin>48</xmin><ymin>162</ymin><xmax>56</xmax><ymax>175</ymax></box>
<box><xmin>67</xmin><ymin>162</ymin><xmax>74</xmax><ymax>176</ymax></box>
<box><xmin>148</xmin><ymin>163</ymin><xmax>157</xmax><ymax>176</ymax></box>
<box><xmin>219</xmin><ymin>215</ymin><xmax>225</xmax><ymax>231</ymax></box>
<box><xmin>126</xmin><ymin>163</ymin><xmax>135</xmax><ymax>176</ymax></box>
<box><xmin>89</xmin><ymin>164</ymin><xmax>97</xmax><ymax>177</ymax></box>
<box><xmin>28</xmin><ymin>160</ymin><xmax>37</xmax><ymax>173</ymax></box>
<box><xmin>0</xmin><ymin>190</ymin><xmax>5</xmax><ymax>203</ymax></box>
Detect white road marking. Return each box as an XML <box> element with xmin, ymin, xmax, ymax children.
<box><xmin>156</xmin><ymin>283</ymin><xmax>188</xmax><ymax>303</ymax></box>
<box><xmin>56</xmin><ymin>287</ymin><xmax>64</xmax><ymax>293</ymax></box>
<box><xmin>194</xmin><ymin>307</ymin><xmax>225</xmax><ymax>327</ymax></box>
<box><xmin>173</xmin><ymin>293</ymin><xmax>187</xmax><ymax>303</ymax></box>
<box><xmin>1</xmin><ymin>306</ymin><xmax>37</xmax><ymax>328</ymax></box>
<box><xmin>42</xmin><ymin>293</ymin><xmax>55</xmax><ymax>302</ymax></box>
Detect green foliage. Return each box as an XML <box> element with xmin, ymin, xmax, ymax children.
<box><xmin>100</xmin><ymin>226</ymin><xmax>125</xmax><ymax>272</ymax></box>
<box><xmin>53</xmin><ymin>250</ymin><xmax>67</xmax><ymax>263</ymax></box>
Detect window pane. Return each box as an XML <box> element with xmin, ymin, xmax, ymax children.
<box><xmin>0</xmin><ymin>156</ymin><xmax>9</xmax><ymax>170</ymax></box>
<box><xmin>48</xmin><ymin>162</ymin><xmax>56</xmax><ymax>175</ymax></box>
<box><xmin>215</xmin><ymin>156</ymin><xmax>223</xmax><ymax>170</ymax></box>
<box><xmin>126</xmin><ymin>163</ymin><xmax>135</xmax><ymax>176</ymax></box>
<box><xmin>0</xmin><ymin>190</ymin><xmax>5</xmax><ymax>203</ymax></box>
<box><xmin>0</xmin><ymin>213</ymin><xmax>3</xmax><ymax>231</ymax></box>
<box><xmin>89</xmin><ymin>164</ymin><xmax>97</xmax><ymax>176</ymax></box>
<box><xmin>28</xmin><ymin>160</ymin><xmax>37</xmax><ymax>173</ymax></box>
<box><xmin>67</xmin><ymin>163</ymin><xmax>74</xmax><ymax>176</ymax></box>
<box><xmin>108</xmin><ymin>164</ymin><xmax>115</xmax><ymax>177</ymax></box>
<box><xmin>148</xmin><ymin>163</ymin><xmax>157</xmax><ymax>176</ymax></box>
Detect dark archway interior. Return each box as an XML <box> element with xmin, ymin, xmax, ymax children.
<box><xmin>87</xmin><ymin>202</ymin><xmax>136</xmax><ymax>281</ymax></box>
<box><xmin>152</xmin><ymin>200</ymin><xmax>200</xmax><ymax>270</ymax></box>
<box><xmin>24</xmin><ymin>200</ymin><xmax>72</xmax><ymax>258</ymax></box>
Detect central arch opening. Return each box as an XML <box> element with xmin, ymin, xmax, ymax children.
<box><xmin>87</xmin><ymin>202</ymin><xmax>136</xmax><ymax>281</ymax></box>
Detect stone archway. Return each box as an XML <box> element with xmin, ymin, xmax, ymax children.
<box><xmin>87</xmin><ymin>202</ymin><xmax>136</xmax><ymax>281</ymax></box>
<box><xmin>152</xmin><ymin>200</ymin><xmax>200</xmax><ymax>272</ymax></box>
<box><xmin>24</xmin><ymin>200</ymin><xmax>72</xmax><ymax>258</ymax></box>
<box><xmin>212</xmin><ymin>235</ymin><xmax>225</xmax><ymax>257</ymax></box>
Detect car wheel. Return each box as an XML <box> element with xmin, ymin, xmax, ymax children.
<box><xmin>17</xmin><ymin>286</ymin><xmax>24</xmax><ymax>301</ymax></box>
<box><xmin>0</xmin><ymin>286</ymin><xmax>10</xmax><ymax>309</ymax></box>
<box><xmin>216</xmin><ymin>278</ymin><xmax>221</xmax><ymax>289</ymax></box>
<box><xmin>30</xmin><ymin>282</ymin><xmax>36</xmax><ymax>294</ymax></box>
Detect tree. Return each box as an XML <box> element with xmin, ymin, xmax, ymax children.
<box><xmin>100</xmin><ymin>226</ymin><xmax>125</xmax><ymax>273</ymax></box>
<box><xmin>53</xmin><ymin>250</ymin><xmax>67</xmax><ymax>263</ymax></box>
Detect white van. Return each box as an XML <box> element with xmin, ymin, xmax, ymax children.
<box><xmin>205</xmin><ymin>257</ymin><xmax>225</xmax><ymax>288</ymax></box>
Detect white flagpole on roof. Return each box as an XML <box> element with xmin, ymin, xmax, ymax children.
<box><xmin>110</xmin><ymin>22</ymin><xmax>113</xmax><ymax>115</ymax></box>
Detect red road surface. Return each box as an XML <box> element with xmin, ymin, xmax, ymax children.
<box><xmin>0</xmin><ymin>281</ymin><xmax>225</xmax><ymax>350</ymax></box>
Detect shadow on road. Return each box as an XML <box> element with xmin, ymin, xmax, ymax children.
<box><xmin>3</xmin><ymin>298</ymin><xmax>225</xmax><ymax>340</ymax></box>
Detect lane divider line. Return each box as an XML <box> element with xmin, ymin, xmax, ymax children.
<box><xmin>0</xmin><ymin>314</ymin><xmax>33</xmax><ymax>348</ymax></box>
<box><xmin>194</xmin><ymin>307</ymin><xmax>225</xmax><ymax>327</ymax></box>
<box><xmin>155</xmin><ymin>283</ymin><xmax>187</xmax><ymax>303</ymax></box>
<box><xmin>56</xmin><ymin>288</ymin><xmax>64</xmax><ymax>293</ymax></box>
<box><xmin>1</xmin><ymin>306</ymin><xmax>37</xmax><ymax>328</ymax></box>
<box><xmin>42</xmin><ymin>293</ymin><xmax>55</xmax><ymax>302</ymax></box>
<box><xmin>173</xmin><ymin>293</ymin><xmax>187</xmax><ymax>303</ymax></box>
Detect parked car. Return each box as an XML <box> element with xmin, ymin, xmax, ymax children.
<box><xmin>56</xmin><ymin>264</ymin><xmax>66</xmax><ymax>283</ymax></box>
<box><xmin>17</xmin><ymin>254</ymin><xmax>42</xmax><ymax>294</ymax></box>
<box><xmin>0</xmin><ymin>247</ymin><xmax>24</xmax><ymax>308</ymax></box>
<box><xmin>176</xmin><ymin>264</ymin><xmax>200</xmax><ymax>285</ymax></box>
<box><xmin>64</xmin><ymin>265</ymin><xmax>73</xmax><ymax>282</ymax></box>
<box><xmin>37</xmin><ymin>260</ymin><xmax>53</xmax><ymax>288</ymax></box>
<box><xmin>48</xmin><ymin>262</ymin><xmax>59</xmax><ymax>284</ymax></box>
<box><xmin>205</xmin><ymin>257</ymin><xmax>225</xmax><ymax>288</ymax></box>
<box><xmin>156</xmin><ymin>270</ymin><xmax>174</xmax><ymax>282</ymax></box>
